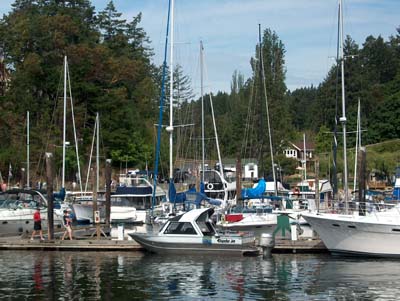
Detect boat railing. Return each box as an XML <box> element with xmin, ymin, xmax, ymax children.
<box><xmin>315</xmin><ymin>199</ymin><xmax>398</xmax><ymax>215</ymax></box>
<box><xmin>218</xmin><ymin>230</ymin><xmax>254</xmax><ymax>238</ymax></box>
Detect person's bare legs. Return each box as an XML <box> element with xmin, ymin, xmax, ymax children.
<box><xmin>31</xmin><ymin>230</ymin><xmax>36</xmax><ymax>240</ymax></box>
<box><xmin>40</xmin><ymin>230</ymin><xmax>44</xmax><ymax>240</ymax></box>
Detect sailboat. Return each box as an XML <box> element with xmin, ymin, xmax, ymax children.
<box><xmin>217</xmin><ymin>25</ymin><xmax>279</xmax><ymax>235</ymax></box>
<box><xmin>302</xmin><ymin>0</ymin><xmax>400</xmax><ymax>257</ymax></box>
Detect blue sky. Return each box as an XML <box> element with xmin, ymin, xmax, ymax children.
<box><xmin>0</xmin><ymin>0</ymin><xmax>399</xmax><ymax>96</ymax></box>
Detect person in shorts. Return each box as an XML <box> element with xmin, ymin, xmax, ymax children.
<box><xmin>61</xmin><ymin>209</ymin><xmax>73</xmax><ymax>240</ymax></box>
<box><xmin>31</xmin><ymin>207</ymin><xmax>44</xmax><ymax>241</ymax></box>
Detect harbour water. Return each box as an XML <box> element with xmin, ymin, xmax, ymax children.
<box><xmin>0</xmin><ymin>250</ymin><xmax>399</xmax><ymax>300</ymax></box>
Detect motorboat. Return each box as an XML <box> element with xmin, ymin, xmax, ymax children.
<box><xmin>217</xmin><ymin>205</ymin><xmax>277</xmax><ymax>237</ymax></box>
<box><xmin>0</xmin><ymin>189</ymin><xmax>63</xmax><ymax>236</ymax></box>
<box><xmin>302</xmin><ymin>205</ymin><xmax>400</xmax><ymax>257</ymax></box>
<box><xmin>129</xmin><ymin>208</ymin><xmax>259</xmax><ymax>255</ymax></box>
<box><xmin>111</xmin><ymin>173</ymin><xmax>166</xmax><ymax>224</ymax></box>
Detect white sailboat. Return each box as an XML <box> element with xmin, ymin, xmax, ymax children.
<box><xmin>302</xmin><ymin>0</ymin><xmax>400</xmax><ymax>257</ymax></box>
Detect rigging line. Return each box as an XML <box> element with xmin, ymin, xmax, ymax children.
<box><xmin>260</xmin><ymin>24</ymin><xmax>276</xmax><ymax>193</ymax></box>
<box><xmin>202</xmin><ymin>45</ymin><xmax>224</xmax><ymax>172</ymax></box>
<box><xmin>67</xmin><ymin>60</ymin><xmax>83</xmax><ymax>194</ymax></box>
<box><xmin>85</xmin><ymin>115</ymin><xmax>97</xmax><ymax>193</ymax></box>
<box><xmin>36</xmin><ymin>65</ymin><xmax>64</xmax><ymax>181</ymax></box>
<box><xmin>152</xmin><ymin>0</ymin><xmax>172</xmax><ymax>209</ymax></box>
<box><xmin>242</xmin><ymin>71</ymin><xmax>256</xmax><ymax>160</ymax></box>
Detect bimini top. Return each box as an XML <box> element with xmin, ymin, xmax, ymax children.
<box><xmin>175</xmin><ymin>208</ymin><xmax>214</xmax><ymax>223</ymax></box>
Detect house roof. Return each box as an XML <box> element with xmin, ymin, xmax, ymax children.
<box><xmin>289</xmin><ymin>141</ymin><xmax>315</xmax><ymax>151</ymax></box>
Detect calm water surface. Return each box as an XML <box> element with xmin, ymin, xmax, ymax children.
<box><xmin>0</xmin><ymin>250</ymin><xmax>399</xmax><ymax>300</ymax></box>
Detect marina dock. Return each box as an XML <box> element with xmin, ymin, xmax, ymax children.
<box><xmin>0</xmin><ymin>238</ymin><xmax>143</xmax><ymax>251</ymax></box>
<box><xmin>0</xmin><ymin>234</ymin><xmax>327</xmax><ymax>253</ymax></box>
<box><xmin>273</xmin><ymin>238</ymin><xmax>328</xmax><ymax>254</ymax></box>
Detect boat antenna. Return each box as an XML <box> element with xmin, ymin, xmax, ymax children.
<box><xmin>152</xmin><ymin>0</ymin><xmax>172</xmax><ymax>209</ymax></box>
<box><xmin>259</xmin><ymin>24</ymin><xmax>277</xmax><ymax>196</ymax></box>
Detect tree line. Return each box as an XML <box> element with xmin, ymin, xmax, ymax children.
<box><xmin>0</xmin><ymin>0</ymin><xmax>399</xmax><ymax>185</ymax></box>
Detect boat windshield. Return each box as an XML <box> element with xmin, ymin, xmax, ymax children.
<box><xmin>164</xmin><ymin>222</ymin><xmax>197</xmax><ymax>235</ymax></box>
<box><xmin>111</xmin><ymin>196</ymin><xmax>152</xmax><ymax>209</ymax></box>
<box><xmin>196</xmin><ymin>210</ymin><xmax>216</xmax><ymax>236</ymax></box>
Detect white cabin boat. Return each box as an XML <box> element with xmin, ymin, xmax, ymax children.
<box><xmin>0</xmin><ymin>189</ymin><xmax>63</xmax><ymax>236</ymax></box>
<box><xmin>111</xmin><ymin>174</ymin><xmax>166</xmax><ymax>224</ymax></box>
<box><xmin>302</xmin><ymin>205</ymin><xmax>400</xmax><ymax>257</ymax></box>
<box><xmin>129</xmin><ymin>208</ymin><xmax>259</xmax><ymax>255</ymax></box>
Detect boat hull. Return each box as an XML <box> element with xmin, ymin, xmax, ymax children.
<box><xmin>302</xmin><ymin>212</ymin><xmax>400</xmax><ymax>257</ymax></box>
<box><xmin>129</xmin><ymin>233</ymin><xmax>259</xmax><ymax>256</ymax></box>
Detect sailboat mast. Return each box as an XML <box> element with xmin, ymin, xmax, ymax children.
<box><xmin>62</xmin><ymin>56</ymin><xmax>67</xmax><ymax>189</ymax></box>
<box><xmin>26</xmin><ymin>111</ymin><xmax>29</xmax><ymax>188</ymax></box>
<box><xmin>339</xmin><ymin>0</ymin><xmax>349</xmax><ymax>213</ymax></box>
<box><xmin>259</xmin><ymin>24</ymin><xmax>277</xmax><ymax>196</ymax></box>
<box><xmin>152</xmin><ymin>0</ymin><xmax>172</xmax><ymax>209</ymax></box>
<box><xmin>303</xmin><ymin>133</ymin><xmax>307</xmax><ymax>182</ymax></box>
<box><xmin>167</xmin><ymin>0</ymin><xmax>175</xmax><ymax>182</ymax></box>
<box><xmin>96</xmin><ymin>112</ymin><xmax>99</xmax><ymax>192</ymax></box>
<box><xmin>200</xmin><ymin>41</ymin><xmax>205</xmax><ymax>184</ymax></box>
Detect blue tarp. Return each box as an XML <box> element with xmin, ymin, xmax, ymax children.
<box><xmin>168</xmin><ymin>182</ymin><xmax>186</xmax><ymax>204</ymax></box>
<box><xmin>393</xmin><ymin>187</ymin><xmax>400</xmax><ymax>201</ymax></box>
<box><xmin>241</xmin><ymin>178</ymin><xmax>266</xmax><ymax>199</ymax></box>
<box><xmin>169</xmin><ymin>182</ymin><xmax>221</xmax><ymax>208</ymax></box>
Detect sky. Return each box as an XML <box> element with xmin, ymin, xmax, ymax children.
<box><xmin>0</xmin><ymin>0</ymin><xmax>399</xmax><ymax>96</ymax></box>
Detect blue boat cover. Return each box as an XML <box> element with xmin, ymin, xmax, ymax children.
<box><xmin>169</xmin><ymin>182</ymin><xmax>186</xmax><ymax>204</ymax></box>
<box><xmin>241</xmin><ymin>179</ymin><xmax>266</xmax><ymax>199</ymax></box>
<box><xmin>393</xmin><ymin>187</ymin><xmax>400</xmax><ymax>201</ymax></box>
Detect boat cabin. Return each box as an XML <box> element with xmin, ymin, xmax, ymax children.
<box><xmin>159</xmin><ymin>208</ymin><xmax>217</xmax><ymax>237</ymax></box>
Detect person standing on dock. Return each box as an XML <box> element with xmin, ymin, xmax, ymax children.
<box><xmin>61</xmin><ymin>209</ymin><xmax>73</xmax><ymax>240</ymax></box>
<box><xmin>31</xmin><ymin>207</ymin><xmax>44</xmax><ymax>241</ymax></box>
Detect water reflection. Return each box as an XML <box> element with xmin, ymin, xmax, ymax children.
<box><xmin>0</xmin><ymin>251</ymin><xmax>400</xmax><ymax>300</ymax></box>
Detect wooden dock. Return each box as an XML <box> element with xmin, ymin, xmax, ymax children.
<box><xmin>273</xmin><ymin>238</ymin><xmax>328</xmax><ymax>253</ymax></box>
<box><xmin>0</xmin><ymin>238</ymin><xmax>144</xmax><ymax>251</ymax></box>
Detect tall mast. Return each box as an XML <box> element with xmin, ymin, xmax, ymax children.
<box><xmin>152</xmin><ymin>0</ymin><xmax>171</xmax><ymax>209</ymax></box>
<box><xmin>200</xmin><ymin>41</ymin><xmax>205</xmax><ymax>184</ymax></box>
<box><xmin>62</xmin><ymin>56</ymin><xmax>67</xmax><ymax>189</ymax></box>
<box><xmin>166</xmin><ymin>0</ymin><xmax>175</xmax><ymax>183</ymax></box>
<box><xmin>259</xmin><ymin>24</ymin><xmax>277</xmax><ymax>195</ymax></box>
<box><xmin>303</xmin><ymin>133</ymin><xmax>307</xmax><ymax>182</ymax></box>
<box><xmin>339</xmin><ymin>0</ymin><xmax>349</xmax><ymax>213</ymax></box>
<box><xmin>96</xmin><ymin>112</ymin><xmax>99</xmax><ymax>193</ymax></box>
<box><xmin>26</xmin><ymin>111</ymin><xmax>29</xmax><ymax>188</ymax></box>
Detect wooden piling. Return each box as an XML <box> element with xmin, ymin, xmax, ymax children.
<box><xmin>315</xmin><ymin>157</ymin><xmax>320</xmax><ymax>212</ymax></box>
<box><xmin>105</xmin><ymin>159</ymin><xmax>111</xmax><ymax>226</ymax></box>
<box><xmin>236</xmin><ymin>156</ymin><xmax>242</xmax><ymax>207</ymax></box>
<box><xmin>358</xmin><ymin>147</ymin><xmax>366</xmax><ymax>216</ymax></box>
<box><xmin>46</xmin><ymin>153</ymin><xmax>54</xmax><ymax>240</ymax></box>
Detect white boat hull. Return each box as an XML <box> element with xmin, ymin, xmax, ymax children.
<box><xmin>302</xmin><ymin>211</ymin><xmax>400</xmax><ymax>257</ymax></box>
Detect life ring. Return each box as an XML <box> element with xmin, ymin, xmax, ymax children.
<box><xmin>207</xmin><ymin>183</ymin><xmax>214</xmax><ymax>190</ymax></box>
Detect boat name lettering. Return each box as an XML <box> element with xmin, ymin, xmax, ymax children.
<box><xmin>217</xmin><ymin>238</ymin><xmax>235</xmax><ymax>243</ymax></box>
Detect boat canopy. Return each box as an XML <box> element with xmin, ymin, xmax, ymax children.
<box><xmin>178</xmin><ymin>208</ymin><xmax>213</xmax><ymax>223</ymax></box>
<box><xmin>241</xmin><ymin>179</ymin><xmax>266</xmax><ymax>199</ymax></box>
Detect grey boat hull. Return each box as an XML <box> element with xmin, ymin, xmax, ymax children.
<box><xmin>129</xmin><ymin>233</ymin><xmax>259</xmax><ymax>256</ymax></box>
